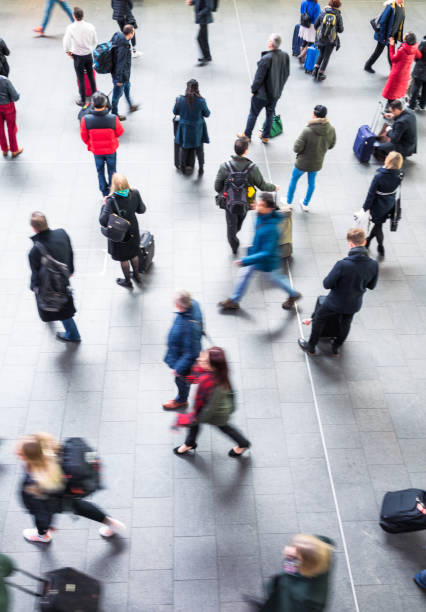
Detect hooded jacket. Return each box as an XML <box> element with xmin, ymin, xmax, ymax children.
<box><xmin>80</xmin><ymin>108</ymin><xmax>124</xmax><ymax>155</ymax></box>
<box><xmin>242</xmin><ymin>211</ymin><xmax>283</xmax><ymax>272</ymax></box>
<box><xmin>374</xmin><ymin>1</ymin><xmax>405</xmax><ymax>45</ymax></box>
<box><xmin>323</xmin><ymin>247</ymin><xmax>379</xmax><ymax>314</ymax></box>
<box><xmin>251</xmin><ymin>49</ymin><xmax>290</xmax><ymax>102</ymax></box>
<box><xmin>362</xmin><ymin>167</ymin><xmax>403</xmax><ymax>223</ymax></box>
<box><xmin>382</xmin><ymin>42</ymin><xmax>422</xmax><ymax>100</ymax></box>
<box><xmin>412</xmin><ymin>37</ymin><xmax>426</xmax><ymax>81</ymax></box>
<box><xmin>111</xmin><ymin>31</ymin><xmax>132</xmax><ymax>83</ymax></box>
<box><xmin>164</xmin><ymin>299</ymin><xmax>203</xmax><ymax>376</ymax></box>
<box><xmin>293</xmin><ymin>118</ymin><xmax>336</xmax><ymax>172</ymax></box>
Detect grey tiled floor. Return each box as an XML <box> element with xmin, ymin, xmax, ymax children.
<box><xmin>1</xmin><ymin>0</ymin><xmax>426</xmax><ymax>610</ymax></box>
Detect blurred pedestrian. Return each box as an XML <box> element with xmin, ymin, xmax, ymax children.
<box><xmin>297</xmin><ymin>0</ymin><xmax>321</xmax><ymax>64</ymax></box>
<box><xmin>218</xmin><ymin>193</ymin><xmax>302</xmax><ymax>311</ymax></box>
<box><xmin>298</xmin><ymin>228</ymin><xmax>378</xmax><ymax>356</ymax></box>
<box><xmin>33</xmin><ymin>0</ymin><xmax>74</xmax><ymax>36</ymax></box>
<box><xmin>111</xmin><ymin>24</ymin><xmax>140</xmax><ymax>120</ymax></box>
<box><xmin>0</xmin><ymin>74</ymin><xmax>22</xmax><ymax>158</ymax></box>
<box><xmin>186</xmin><ymin>0</ymin><xmax>213</xmax><ymax>66</ymax></box>
<box><xmin>16</xmin><ymin>433</ymin><xmax>125</xmax><ymax>543</ymax></box>
<box><xmin>215</xmin><ymin>137</ymin><xmax>278</xmax><ymax>254</ymax></box>
<box><xmin>409</xmin><ymin>34</ymin><xmax>426</xmax><ymax>110</ymax></box>
<box><xmin>28</xmin><ymin>212</ymin><xmax>81</xmax><ymax>343</ymax></box>
<box><xmin>163</xmin><ymin>291</ymin><xmax>203</xmax><ymax>410</ymax></box>
<box><xmin>111</xmin><ymin>0</ymin><xmax>142</xmax><ymax>58</ymax></box>
<box><xmin>0</xmin><ymin>38</ymin><xmax>10</xmax><ymax>77</ymax></box>
<box><xmin>173</xmin><ymin>79</ymin><xmax>210</xmax><ymax>175</ymax></box>
<box><xmin>364</xmin><ymin>151</ymin><xmax>404</xmax><ymax>256</ymax></box>
<box><xmin>63</xmin><ymin>6</ymin><xmax>98</xmax><ymax>106</ymax></box>
<box><xmin>0</xmin><ymin>554</ymin><xmax>14</xmax><ymax>612</ymax></box>
<box><xmin>238</xmin><ymin>33</ymin><xmax>290</xmax><ymax>143</ymax></box>
<box><xmin>80</xmin><ymin>92</ymin><xmax>124</xmax><ymax>196</ymax></box>
<box><xmin>99</xmin><ymin>173</ymin><xmax>146</xmax><ymax>289</ymax></box>
<box><xmin>313</xmin><ymin>0</ymin><xmax>344</xmax><ymax>81</ymax></box>
<box><xmin>287</xmin><ymin>105</ymin><xmax>336</xmax><ymax>212</ymax></box>
<box><xmin>173</xmin><ymin>347</ymin><xmax>251</xmax><ymax>457</ymax></box>
<box><xmin>382</xmin><ymin>32</ymin><xmax>421</xmax><ymax>105</ymax></box>
<box><xmin>364</xmin><ymin>0</ymin><xmax>405</xmax><ymax>73</ymax></box>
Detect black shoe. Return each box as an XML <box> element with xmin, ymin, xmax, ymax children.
<box><xmin>56</xmin><ymin>332</ymin><xmax>81</xmax><ymax>343</ymax></box>
<box><xmin>75</xmin><ymin>99</ymin><xmax>85</xmax><ymax>107</ymax></box>
<box><xmin>198</xmin><ymin>166</ymin><xmax>204</xmax><ymax>176</ymax></box>
<box><xmin>312</xmin><ymin>67</ymin><xmax>319</xmax><ymax>79</ymax></box>
<box><xmin>364</xmin><ymin>65</ymin><xmax>375</xmax><ymax>74</ymax></box>
<box><xmin>229</xmin><ymin>445</ymin><xmax>250</xmax><ymax>458</ymax></box>
<box><xmin>198</xmin><ymin>57</ymin><xmax>212</xmax><ymax>62</ymax></box>
<box><xmin>365</xmin><ymin>238</ymin><xmax>371</xmax><ymax>250</ymax></box>
<box><xmin>298</xmin><ymin>338</ymin><xmax>316</xmax><ymax>355</ymax></box>
<box><xmin>196</xmin><ymin>59</ymin><xmax>208</xmax><ymax>67</ymax></box>
<box><xmin>130</xmin><ymin>271</ymin><xmax>142</xmax><ymax>284</ymax></box>
<box><xmin>378</xmin><ymin>244</ymin><xmax>385</xmax><ymax>256</ymax></box>
<box><xmin>116</xmin><ymin>278</ymin><xmax>133</xmax><ymax>289</ymax></box>
<box><xmin>317</xmin><ymin>72</ymin><xmax>327</xmax><ymax>81</ymax></box>
<box><xmin>173</xmin><ymin>443</ymin><xmax>197</xmax><ymax>456</ymax></box>
<box><xmin>331</xmin><ymin>342</ymin><xmax>340</xmax><ymax>357</ymax></box>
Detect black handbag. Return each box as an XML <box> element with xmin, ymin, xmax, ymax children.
<box><xmin>300</xmin><ymin>12</ymin><xmax>311</xmax><ymax>27</ymax></box>
<box><xmin>101</xmin><ymin>196</ymin><xmax>131</xmax><ymax>242</ymax></box>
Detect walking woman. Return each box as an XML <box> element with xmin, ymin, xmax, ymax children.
<box><xmin>173</xmin><ymin>347</ymin><xmax>251</xmax><ymax>458</ymax></box>
<box><xmin>363</xmin><ymin>151</ymin><xmax>404</xmax><ymax>256</ymax></box>
<box><xmin>173</xmin><ymin>79</ymin><xmax>210</xmax><ymax>175</ymax></box>
<box><xmin>382</xmin><ymin>32</ymin><xmax>421</xmax><ymax>106</ymax></box>
<box><xmin>0</xmin><ymin>74</ymin><xmax>22</xmax><ymax>158</ymax></box>
<box><xmin>297</xmin><ymin>0</ymin><xmax>321</xmax><ymax>64</ymax></box>
<box><xmin>99</xmin><ymin>172</ymin><xmax>146</xmax><ymax>289</ymax></box>
<box><xmin>17</xmin><ymin>433</ymin><xmax>125</xmax><ymax>543</ymax></box>
<box><xmin>313</xmin><ymin>0</ymin><xmax>344</xmax><ymax>81</ymax></box>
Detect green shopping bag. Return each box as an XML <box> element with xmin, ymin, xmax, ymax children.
<box><xmin>262</xmin><ymin>115</ymin><xmax>283</xmax><ymax>138</ymax></box>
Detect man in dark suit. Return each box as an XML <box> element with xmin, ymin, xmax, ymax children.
<box><xmin>298</xmin><ymin>228</ymin><xmax>378</xmax><ymax>356</ymax></box>
<box><xmin>186</xmin><ymin>0</ymin><xmax>214</xmax><ymax>66</ymax></box>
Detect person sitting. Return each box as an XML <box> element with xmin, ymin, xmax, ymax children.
<box><xmin>376</xmin><ymin>100</ymin><xmax>417</xmax><ymax>158</ymax></box>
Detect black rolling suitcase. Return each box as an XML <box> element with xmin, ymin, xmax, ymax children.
<box><xmin>312</xmin><ymin>296</ymin><xmax>341</xmax><ymax>339</ymax></box>
<box><xmin>5</xmin><ymin>566</ymin><xmax>101</xmax><ymax>611</ymax></box>
<box><xmin>380</xmin><ymin>488</ymin><xmax>426</xmax><ymax>533</ymax></box>
<box><xmin>138</xmin><ymin>230</ymin><xmax>155</xmax><ymax>273</ymax></box>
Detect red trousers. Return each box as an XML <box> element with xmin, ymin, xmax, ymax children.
<box><xmin>0</xmin><ymin>102</ymin><xmax>18</xmax><ymax>153</ymax></box>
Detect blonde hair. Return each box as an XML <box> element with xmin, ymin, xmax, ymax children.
<box><xmin>20</xmin><ymin>433</ymin><xmax>64</xmax><ymax>494</ymax></box>
<box><xmin>291</xmin><ymin>534</ymin><xmax>333</xmax><ymax>577</ymax></box>
<box><xmin>384</xmin><ymin>151</ymin><xmax>403</xmax><ymax>170</ymax></box>
<box><xmin>109</xmin><ymin>173</ymin><xmax>131</xmax><ymax>195</ymax></box>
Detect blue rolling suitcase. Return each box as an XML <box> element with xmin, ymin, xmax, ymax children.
<box><xmin>353</xmin><ymin>102</ymin><xmax>385</xmax><ymax>163</ymax></box>
<box><xmin>292</xmin><ymin>25</ymin><xmax>302</xmax><ymax>56</ymax></box>
<box><xmin>304</xmin><ymin>45</ymin><xmax>320</xmax><ymax>73</ymax></box>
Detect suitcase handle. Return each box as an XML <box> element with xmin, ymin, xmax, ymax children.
<box><xmin>371</xmin><ymin>100</ymin><xmax>385</xmax><ymax>135</ymax></box>
<box><xmin>4</xmin><ymin>567</ymin><xmax>48</xmax><ymax>598</ymax></box>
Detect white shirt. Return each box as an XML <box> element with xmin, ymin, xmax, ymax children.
<box><xmin>63</xmin><ymin>20</ymin><xmax>98</xmax><ymax>56</ymax></box>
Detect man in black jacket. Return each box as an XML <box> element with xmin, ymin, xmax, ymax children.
<box><xmin>28</xmin><ymin>212</ymin><xmax>81</xmax><ymax>343</ymax></box>
<box><xmin>377</xmin><ymin>100</ymin><xmax>417</xmax><ymax>158</ymax></box>
<box><xmin>215</xmin><ymin>137</ymin><xmax>279</xmax><ymax>254</ymax></box>
<box><xmin>186</xmin><ymin>0</ymin><xmax>213</xmax><ymax>66</ymax></box>
<box><xmin>238</xmin><ymin>33</ymin><xmax>289</xmax><ymax>143</ymax></box>
<box><xmin>111</xmin><ymin>24</ymin><xmax>139</xmax><ymax>120</ymax></box>
<box><xmin>298</xmin><ymin>228</ymin><xmax>378</xmax><ymax>356</ymax></box>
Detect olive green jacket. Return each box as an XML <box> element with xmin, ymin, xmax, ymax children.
<box><xmin>294</xmin><ymin>119</ymin><xmax>336</xmax><ymax>172</ymax></box>
<box><xmin>214</xmin><ymin>155</ymin><xmax>276</xmax><ymax>203</ymax></box>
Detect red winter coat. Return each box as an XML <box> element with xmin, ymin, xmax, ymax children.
<box><xmin>382</xmin><ymin>43</ymin><xmax>422</xmax><ymax>101</ymax></box>
<box><xmin>80</xmin><ymin>108</ymin><xmax>124</xmax><ymax>155</ymax></box>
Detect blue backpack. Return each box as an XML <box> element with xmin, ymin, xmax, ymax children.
<box><xmin>93</xmin><ymin>41</ymin><xmax>115</xmax><ymax>74</ymax></box>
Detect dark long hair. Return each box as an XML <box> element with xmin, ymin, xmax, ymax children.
<box><xmin>208</xmin><ymin>347</ymin><xmax>231</xmax><ymax>389</ymax></box>
<box><xmin>185</xmin><ymin>79</ymin><xmax>201</xmax><ymax>105</ymax></box>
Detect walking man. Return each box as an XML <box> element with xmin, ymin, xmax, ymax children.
<box><xmin>298</xmin><ymin>228</ymin><xmax>378</xmax><ymax>356</ymax></box>
<box><xmin>364</xmin><ymin>0</ymin><xmax>405</xmax><ymax>73</ymax></box>
<box><xmin>28</xmin><ymin>212</ymin><xmax>81</xmax><ymax>343</ymax></box>
<box><xmin>238</xmin><ymin>33</ymin><xmax>289</xmax><ymax>143</ymax></box>
<box><xmin>215</xmin><ymin>137</ymin><xmax>279</xmax><ymax>254</ymax></box>
<box><xmin>111</xmin><ymin>24</ymin><xmax>140</xmax><ymax>120</ymax></box>
<box><xmin>219</xmin><ymin>193</ymin><xmax>302</xmax><ymax>311</ymax></box>
<box><xmin>33</xmin><ymin>0</ymin><xmax>73</xmax><ymax>36</ymax></box>
<box><xmin>63</xmin><ymin>6</ymin><xmax>97</xmax><ymax>106</ymax></box>
<box><xmin>287</xmin><ymin>105</ymin><xmax>336</xmax><ymax>212</ymax></box>
<box><xmin>80</xmin><ymin>92</ymin><xmax>124</xmax><ymax>196</ymax></box>
<box><xmin>163</xmin><ymin>291</ymin><xmax>204</xmax><ymax>410</ymax></box>
<box><xmin>186</xmin><ymin>0</ymin><xmax>213</xmax><ymax>66</ymax></box>
<box><xmin>111</xmin><ymin>0</ymin><xmax>142</xmax><ymax>58</ymax></box>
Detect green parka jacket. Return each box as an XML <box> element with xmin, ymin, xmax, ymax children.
<box><xmin>293</xmin><ymin>119</ymin><xmax>336</xmax><ymax>173</ymax></box>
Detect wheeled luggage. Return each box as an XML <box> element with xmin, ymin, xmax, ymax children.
<box><xmin>5</xmin><ymin>566</ymin><xmax>101</xmax><ymax>611</ymax></box>
<box><xmin>279</xmin><ymin>207</ymin><xmax>293</xmax><ymax>258</ymax></box>
<box><xmin>77</xmin><ymin>70</ymin><xmax>96</xmax><ymax>98</ymax></box>
<box><xmin>138</xmin><ymin>231</ymin><xmax>155</xmax><ymax>273</ymax></box>
<box><xmin>380</xmin><ymin>488</ymin><xmax>426</xmax><ymax>533</ymax></box>
<box><xmin>304</xmin><ymin>45</ymin><xmax>320</xmax><ymax>73</ymax></box>
<box><xmin>292</xmin><ymin>24</ymin><xmax>302</xmax><ymax>56</ymax></box>
<box><xmin>312</xmin><ymin>296</ymin><xmax>341</xmax><ymax>339</ymax></box>
<box><xmin>353</xmin><ymin>101</ymin><xmax>385</xmax><ymax>163</ymax></box>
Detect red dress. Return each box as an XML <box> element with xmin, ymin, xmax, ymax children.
<box><xmin>382</xmin><ymin>43</ymin><xmax>422</xmax><ymax>101</ymax></box>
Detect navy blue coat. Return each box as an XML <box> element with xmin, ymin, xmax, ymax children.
<box><xmin>164</xmin><ymin>299</ymin><xmax>203</xmax><ymax>376</ymax></box>
<box><xmin>111</xmin><ymin>31</ymin><xmax>132</xmax><ymax>83</ymax></box>
<box><xmin>374</xmin><ymin>3</ymin><xmax>404</xmax><ymax>45</ymax></box>
<box><xmin>323</xmin><ymin>247</ymin><xmax>378</xmax><ymax>314</ymax></box>
<box><xmin>173</xmin><ymin>95</ymin><xmax>210</xmax><ymax>149</ymax></box>
<box><xmin>193</xmin><ymin>0</ymin><xmax>213</xmax><ymax>25</ymax></box>
<box><xmin>363</xmin><ymin>167</ymin><xmax>403</xmax><ymax>224</ymax></box>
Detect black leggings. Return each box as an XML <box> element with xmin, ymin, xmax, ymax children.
<box><xmin>367</xmin><ymin>222</ymin><xmax>384</xmax><ymax>247</ymax></box>
<box><xmin>185</xmin><ymin>423</ymin><xmax>250</xmax><ymax>449</ymax></box>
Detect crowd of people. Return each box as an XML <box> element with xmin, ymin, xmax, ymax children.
<box><xmin>0</xmin><ymin>0</ymin><xmax>425</xmax><ymax>609</ymax></box>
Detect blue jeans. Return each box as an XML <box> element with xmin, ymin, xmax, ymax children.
<box><xmin>231</xmin><ymin>265</ymin><xmax>299</xmax><ymax>303</ymax></box>
<box><xmin>244</xmin><ymin>95</ymin><xmax>276</xmax><ymax>139</ymax></box>
<box><xmin>175</xmin><ymin>375</ymin><xmax>190</xmax><ymax>403</ymax></box>
<box><xmin>41</xmin><ymin>0</ymin><xmax>73</xmax><ymax>31</ymax></box>
<box><xmin>112</xmin><ymin>81</ymin><xmax>133</xmax><ymax>116</ymax></box>
<box><xmin>62</xmin><ymin>317</ymin><xmax>81</xmax><ymax>341</ymax></box>
<box><xmin>94</xmin><ymin>152</ymin><xmax>116</xmax><ymax>196</ymax></box>
<box><xmin>287</xmin><ymin>166</ymin><xmax>318</xmax><ymax>206</ymax></box>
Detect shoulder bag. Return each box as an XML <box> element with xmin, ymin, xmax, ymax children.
<box><xmin>101</xmin><ymin>196</ymin><xmax>131</xmax><ymax>243</ymax></box>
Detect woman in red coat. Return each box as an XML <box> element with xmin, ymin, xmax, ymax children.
<box><xmin>382</xmin><ymin>32</ymin><xmax>422</xmax><ymax>103</ymax></box>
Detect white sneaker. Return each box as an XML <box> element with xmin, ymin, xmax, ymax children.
<box><xmin>299</xmin><ymin>200</ymin><xmax>309</xmax><ymax>213</ymax></box>
<box><xmin>132</xmin><ymin>50</ymin><xmax>143</xmax><ymax>59</ymax></box>
<box><xmin>23</xmin><ymin>528</ymin><xmax>52</xmax><ymax>543</ymax></box>
<box><xmin>99</xmin><ymin>517</ymin><xmax>126</xmax><ymax>538</ymax></box>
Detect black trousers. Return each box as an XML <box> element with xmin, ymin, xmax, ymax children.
<box><xmin>409</xmin><ymin>78</ymin><xmax>426</xmax><ymax>110</ymax></box>
<box><xmin>181</xmin><ymin>145</ymin><xmax>204</xmax><ymax>170</ymax></box>
<box><xmin>365</xmin><ymin>41</ymin><xmax>392</xmax><ymax>69</ymax></box>
<box><xmin>73</xmin><ymin>53</ymin><xmax>97</xmax><ymax>102</ymax></box>
<box><xmin>367</xmin><ymin>221</ymin><xmax>384</xmax><ymax>247</ymax></box>
<box><xmin>225</xmin><ymin>208</ymin><xmax>247</xmax><ymax>254</ymax></box>
<box><xmin>308</xmin><ymin>303</ymin><xmax>354</xmax><ymax>349</ymax></box>
<box><xmin>197</xmin><ymin>24</ymin><xmax>211</xmax><ymax>60</ymax></box>
<box><xmin>316</xmin><ymin>45</ymin><xmax>334</xmax><ymax>73</ymax></box>
<box><xmin>118</xmin><ymin>17</ymin><xmax>136</xmax><ymax>47</ymax></box>
<box><xmin>185</xmin><ymin>423</ymin><xmax>250</xmax><ymax>449</ymax></box>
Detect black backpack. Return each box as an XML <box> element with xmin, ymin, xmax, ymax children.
<box><xmin>222</xmin><ymin>161</ymin><xmax>255</xmax><ymax>215</ymax></box>
<box><xmin>317</xmin><ymin>11</ymin><xmax>338</xmax><ymax>44</ymax></box>
<box><xmin>61</xmin><ymin>437</ymin><xmax>102</xmax><ymax>498</ymax></box>
<box><xmin>93</xmin><ymin>41</ymin><xmax>115</xmax><ymax>74</ymax></box>
<box><xmin>35</xmin><ymin>243</ymin><xmax>70</xmax><ymax>312</ymax></box>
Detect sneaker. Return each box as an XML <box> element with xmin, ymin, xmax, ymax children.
<box><xmin>299</xmin><ymin>200</ymin><xmax>309</xmax><ymax>213</ymax></box>
<box><xmin>23</xmin><ymin>528</ymin><xmax>52</xmax><ymax>543</ymax></box>
<box><xmin>132</xmin><ymin>50</ymin><xmax>143</xmax><ymax>59</ymax></box>
<box><xmin>11</xmin><ymin>148</ymin><xmax>23</xmax><ymax>158</ymax></box>
<box><xmin>282</xmin><ymin>293</ymin><xmax>302</xmax><ymax>310</ymax></box>
<box><xmin>218</xmin><ymin>298</ymin><xmax>240</xmax><ymax>310</ymax></box>
<box><xmin>33</xmin><ymin>26</ymin><xmax>44</xmax><ymax>35</ymax></box>
<box><xmin>56</xmin><ymin>332</ymin><xmax>81</xmax><ymax>343</ymax></box>
<box><xmin>163</xmin><ymin>399</ymin><xmax>188</xmax><ymax>410</ymax></box>
<box><xmin>99</xmin><ymin>517</ymin><xmax>126</xmax><ymax>538</ymax></box>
